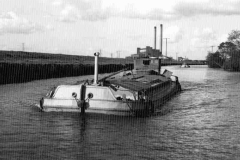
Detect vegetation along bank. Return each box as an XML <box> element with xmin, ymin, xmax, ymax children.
<box><xmin>0</xmin><ymin>51</ymin><xmax>133</xmax><ymax>85</ymax></box>
<box><xmin>207</xmin><ymin>30</ymin><xmax>240</xmax><ymax>71</ymax></box>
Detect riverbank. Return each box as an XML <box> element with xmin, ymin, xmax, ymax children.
<box><xmin>206</xmin><ymin>47</ymin><xmax>240</xmax><ymax>71</ymax></box>
<box><xmin>0</xmin><ymin>50</ymin><xmax>133</xmax><ymax>85</ymax></box>
<box><xmin>0</xmin><ymin>50</ymin><xmax>206</xmax><ymax>85</ymax></box>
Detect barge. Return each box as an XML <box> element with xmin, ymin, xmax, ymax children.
<box><xmin>36</xmin><ymin>25</ymin><xmax>181</xmax><ymax>116</ymax></box>
<box><xmin>180</xmin><ymin>62</ymin><xmax>190</xmax><ymax>68</ymax></box>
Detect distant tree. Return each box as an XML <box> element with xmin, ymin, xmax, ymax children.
<box><xmin>207</xmin><ymin>30</ymin><xmax>240</xmax><ymax>71</ymax></box>
<box><xmin>228</xmin><ymin>30</ymin><xmax>240</xmax><ymax>47</ymax></box>
<box><xmin>218</xmin><ymin>41</ymin><xmax>237</xmax><ymax>53</ymax></box>
<box><xmin>206</xmin><ymin>51</ymin><xmax>225</xmax><ymax>68</ymax></box>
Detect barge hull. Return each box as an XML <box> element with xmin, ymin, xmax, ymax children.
<box><xmin>37</xmin><ymin>99</ymin><xmax>150</xmax><ymax>116</ymax></box>
<box><xmin>36</xmin><ymin>104</ymin><xmax>137</xmax><ymax>116</ymax></box>
<box><xmin>36</xmin><ymin>82</ymin><xmax>180</xmax><ymax>116</ymax></box>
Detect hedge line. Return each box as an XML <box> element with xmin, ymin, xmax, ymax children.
<box><xmin>0</xmin><ymin>63</ymin><xmax>133</xmax><ymax>84</ymax></box>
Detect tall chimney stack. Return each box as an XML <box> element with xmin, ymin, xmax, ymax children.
<box><xmin>160</xmin><ymin>24</ymin><xmax>163</xmax><ymax>55</ymax></box>
<box><xmin>154</xmin><ymin>26</ymin><xmax>157</xmax><ymax>49</ymax></box>
<box><xmin>158</xmin><ymin>24</ymin><xmax>163</xmax><ymax>74</ymax></box>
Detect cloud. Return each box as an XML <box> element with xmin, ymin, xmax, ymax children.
<box><xmin>51</xmin><ymin>0</ymin><xmax>240</xmax><ymax>22</ymax></box>
<box><xmin>54</xmin><ymin>1</ymin><xmax>113</xmax><ymax>22</ymax></box>
<box><xmin>58</xmin><ymin>4</ymin><xmax>81</xmax><ymax>22</ymax></box>
<box><xmin>52</xmin><ymin>0</ymin><xmax>64</xmax><ymax>6</ymax></box>
<box><xmin>130</xmin><ymin>0</ymin><xmax>240</xmax><ymax>20</ymax></box>
<box><xmin>0</xmin><ymin>12</ymin><xmax>51</xmax><ymax>35</ymax></box>
<box><xmin>165</xmin><ymin>26</ymin><xmax>184</xmax><ymax>43</ymax></box>
<box><xmin>218</xmin><ymin>33</ymin><xmax>228</xmax><ymax>43</ymax></box>
<box><xmin>51</xmin><ymin>0</ymin><xmax>174</xmax><ymax>22</ymax></box>
<box><xmin>195</xmin><ymin>28</ymin><xmax>216</xmax><ymax>41</ymax></box>
<box><xmin>174</xmin><ymin>0</ymin><xmax>240</xmax><ymax>18</ymax></box>
<box><xmin>190</xmin><ymin>28</ymin><xmax>217</xmax><ymax>47</ymax></box>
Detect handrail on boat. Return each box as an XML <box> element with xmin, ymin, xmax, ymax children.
<box><xmin>98</xmin><ymin>67</ymin><xmax>129</xmax><ymax>82</ymax></box>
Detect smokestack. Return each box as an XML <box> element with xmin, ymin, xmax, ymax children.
<box><xmin>154</xmin><ymin>26</ymin><xmax>157</xmax><ymax>49</ymax></box>
<box><xmin>160</xmin><ymin>24</ymin><xmax>163</xmax><ymax>55</ymax></box>
<box><xmin>158</xmin><ymin>24</ymin><xmax>163</xmax><ymax>74</ymax></box>
<box><xmin>93</xmin><ymin>52</ymin><xmax>100</xmax><ymax>85</ymax></box>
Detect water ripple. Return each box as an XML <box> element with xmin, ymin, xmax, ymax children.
<box><xmin>1</xmin><ymin>66</ymin><xmax>240</xmax><ymax>159</ymax></box>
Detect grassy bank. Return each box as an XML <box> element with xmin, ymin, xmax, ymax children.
<box><xmin>0</xmin><ymin>50</ymin><xmax>133</xmax><ymax>84</ymax></box>
<box><xmin>0</xmin><ymin>50</ymin><xmax>132</xmax><ymax>65</ymax></box>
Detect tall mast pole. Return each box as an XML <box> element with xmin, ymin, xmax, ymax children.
<box><xmin>22</xmin><ymin>43</ymin><xmax>25</xmax><ymax>51</ymax></box>
<box><xmin>163</xmin><ymin>38</ymin><xmax>170</xmax><ymax>56</ymax></box>
<box><xmin>210</xmin><ymin>45</ymin><xmax>215</xmax><ymax>53</ymax></box>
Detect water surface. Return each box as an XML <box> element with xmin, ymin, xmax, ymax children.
<box><xmin>1</xmin><ymin>65</ymin><xmax>240</xmax><ymax>159</ymax></box>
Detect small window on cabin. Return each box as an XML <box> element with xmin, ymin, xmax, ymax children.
<box><xmin>143</xmin><ymin>60</ymin><xmax>150</xmax><ymax>65</ymax></box>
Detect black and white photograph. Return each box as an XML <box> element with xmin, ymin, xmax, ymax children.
<box><xmin>1</xmin><ymin>0</ymin><xmax>240</xmax><ymax>159</ymax></box>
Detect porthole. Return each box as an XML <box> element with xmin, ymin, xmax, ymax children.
<box><xmin>88</xmin><ymin>93</ymin><xmax>93</xmax><ymax>99</ymax></box>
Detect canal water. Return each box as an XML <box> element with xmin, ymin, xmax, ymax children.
<box><xmin>0</xmin><ymin>65</ymin><xmax>240</xmax><ymax>159</ymax></box>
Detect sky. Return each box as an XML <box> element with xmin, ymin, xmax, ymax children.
<box><xmin>1</xmin><ymin>0</ymin><xmax>240</xmax><ymax>60</ymax></box>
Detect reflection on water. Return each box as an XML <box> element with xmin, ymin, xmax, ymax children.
<box><xmin>1</xmin><ymin>65</ymin><xmax>240</xmax><ymax>159</ymax></box>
